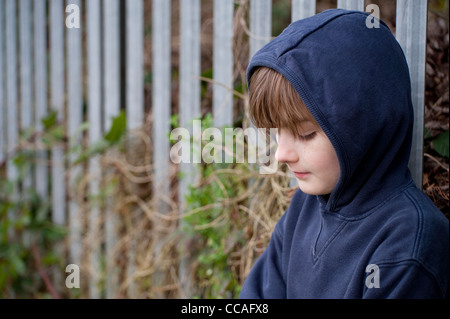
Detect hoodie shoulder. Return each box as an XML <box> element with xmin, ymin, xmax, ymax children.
<box><xmin>369</xmin><ymin>186</ymin><xmax>449</xmax><ymax>297</ymax></box>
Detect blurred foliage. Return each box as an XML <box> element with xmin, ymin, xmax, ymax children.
<box><xmin>0</xmin><ymin>111</ymin><xmax>67</xmax><ymax>298</ymax></box>
<box><xmin>0</xmin><ymin>110</ymin><xmax>127</xmax><ymax>298</ymax></box>
<box><xmin>183</xmin><ymin>113</ymin><xmax>249</xmax><ymax>298</ymax></box>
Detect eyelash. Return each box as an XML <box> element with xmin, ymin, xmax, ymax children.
<box><xmin>298</xmin><ymin>132</ymin><xmax>316</xmax><ymax>141</ymax></box>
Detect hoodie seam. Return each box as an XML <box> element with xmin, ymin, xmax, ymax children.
<box><xmin>369</xmin><ymin>259</ymin><xmax>445</xmax><ymax>298</ymax></box>
<box><xmin>403</xmin><ymin>189</ymin><xmax>425</xmax><ymax>261</ymax></box>
<box><xmin>323</xmin><ymin>181</ymin><xmax>416</xmax><ymax>221</ymax></box>
<box><xmin>312</xmin><ymin>220</ymin><xmax>349</xmax><ymax>263</ymax></box>
<box><xmin>277</xmin><ymin>10</ymin><xmax>356</xmax><ymax>58</ymax></box>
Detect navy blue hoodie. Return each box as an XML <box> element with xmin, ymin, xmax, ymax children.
<box><xmin>240</xmin><ymin>9</ymin><xmax>449</xmax><ymax>299</ymax></box>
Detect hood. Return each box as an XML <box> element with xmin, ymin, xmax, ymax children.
<box><xmin>247</xmin><ymin>9</ymin><xmax>414</xmax><ymax>216</ymax></box>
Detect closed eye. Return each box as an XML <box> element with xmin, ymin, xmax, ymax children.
<box><xmin>298</xmin><ymin>132</ymin><xmax>317</xmax><ymax>141</ymax></box>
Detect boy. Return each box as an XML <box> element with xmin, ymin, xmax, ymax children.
<box><xmin>240</xmin><ymin>9</ymin><xmax>449</xmax><ymax>298</ymax></box>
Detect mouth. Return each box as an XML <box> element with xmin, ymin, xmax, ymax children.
<box><xmin>293</xmin><ymin>171</ymin><xmax>310</xmax><ymax>179</ymax></box>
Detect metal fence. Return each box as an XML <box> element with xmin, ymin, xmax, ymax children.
<box><xmin>0</xmin><ymin>0</ymin><xmax>428</xmax><ymax>298</ymax></box>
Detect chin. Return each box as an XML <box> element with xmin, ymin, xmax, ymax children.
<box><xmin>297</xmin><ymin>181</ymin><xmax>331</xmax><ymax>196</ymax></box>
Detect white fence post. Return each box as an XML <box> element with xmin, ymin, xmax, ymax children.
<box><xmin>66</xmin><ymin>0</ymin><xmax>83</xmax><ymax>271</ymax></box>
<box><xmin>151</xmin><ymin>0</ymin><xmax>172</xmax><ymax>297</ymax></box>
<box><xmin>337</xmin><ymin>0</ymin><xmax>365</xmax><ymax>11</ymax></box>
<box><xmin>5</xmin><ymin>0</ymin><xmax>19</xmax><ymax>243</ymax></box>
<box><xmin>103</xmin><ymin>0</ymin><xmax>121</xmax><ymax>298</ymax></box>
<box><xmin>49</xmin><ymin>0</ymin><xmax>67</xmax><ymax>293</ymax></box>
<box><xmin>179</xmin><ymin>0</ymin><xmax>201</xmax><ymax>206</ymax></box>
<box><xmin>125</xmin><ymin>0</ymin><xmax>144</xmax><ymax>298</ymax></box>
<box><xmin>396</xmin><ymin>0</ymin><xmax>428</xmax><ymax>188</ymax></box>
<box><xmin>87</xmin><ymin>0</ymin><xmax>102</xmax><ymax>299</ymax></box>
<box><xmin>127</xmin><ymin>0</ymin><xmax>144</xmax><ymax>132</ymax></box>
<box><xmin>0</xmin><ymin>0</ymin><xmax>4</xmax><ymax>164</ymax></box>
<box><xmin>50</xmin><ymin>0</ymin><xmax>67</xmax><ymax>229</ymax></box>
<box><xmin>6</xmin><ymin>0</ymin><xmax>18</xmax><ymax>184</ymax></box>
<box><xmin>179</xmin><ymin>0</ymin><xmax>201</xmax><ymax>297</ymax></box>
<box><xmin>291</xmin><ymin>0</ymin><xmax>316</xmax><ymax>21</ymax></box>
<box><xmin>19</xmin><ymin>0</ymin><xmax>33</xmax><ymax>193</ymax></box>
<box><xmin>213</xmin><ymin>0</ymin><xmax>234</xmax><ymax>128</ymax></box>
<box><xmin>152</xmin><ymin>0</ymin><xmax>172</xmax><ymax>209</ymax></box>
<box><xmin>34</xmin><ymin>0</ymin><xmax>49</xmax><ymax>204</ymax></box>
<box><xmin>249</xmin><ymin>0</ymin><xmax>272</xmax><ymax>59</ymax></box>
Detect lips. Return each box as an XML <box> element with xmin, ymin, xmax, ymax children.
<box><xmin>293</xmin><ymin>171</ymin><xmax>310</xmax><ymax>179</ymax></box>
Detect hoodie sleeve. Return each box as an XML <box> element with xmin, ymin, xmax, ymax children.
<box><xmin>239</xmin><ymin>219</ymin><xmax>286</xmax><ymax>299</ymax></box>
<box><xmin>362</xmin><ymin>261</ymin><xmax>446</xmax><ymax>299</ymax></box>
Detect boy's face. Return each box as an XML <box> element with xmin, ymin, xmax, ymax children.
<box><xmin>275</xmin><ymin>122</ymin><xmax>340</xmax><ymax>195</ymax></box>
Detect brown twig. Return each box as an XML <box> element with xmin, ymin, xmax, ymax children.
<box><xmin>424</xmin><ymin>153</ymin><xmax>449</xmax><ymax>172</ymax></box>
<box><xmin>31</xmin><ymin>242</ymin><xmax>62</xmax><ymax>299</ymax></box>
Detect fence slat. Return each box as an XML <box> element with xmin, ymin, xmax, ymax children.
<box><xmin>291</xmin><ymin>0</ymin><xmax>316</xmax><ymax>21</ymax></box>
<box><xmin>87</xmin><ymin>0</ymin><xmax>102</xmax><ymax>300</ymax></box>
<box><xmin>19</xmin><ymin>0</ymin><xmax>33</xmax><ymax>136</ymax></box>
<box><xmin>337</xmin><ymin>0</ymin><xmax>365</xmax><ymax>11</ymax></box>
<box><xmin>50</xmin><ymin>0</ymin><xmax>66</xmax><ymax>228</ymax></box>
<box><xmin>0</xmin><ymin>1</ymin><xmax>4</xmax><ymax>163</ymax></box>
<box><xmin>125</xmin><ymin>0</ymin><xmax>144</xmax><ymax>298</ymax></box>
<box><xmin>396</xmin><ymin>0</ymin><xmax>428</xmax><ymax>188</ymax></box>
<box><xmin>34</xmin><ymin>0</ymin><xmax>48</xmax><ymax>200</ymax></box>
<box><xmin>67</xmin><ymin>0</ymin><xmax>83</xmax><ymax>267</ymax></box>
<box><xmin>213</xmin><ymin>0</ymin><xmax>234</xmax><ymax>128</ymax></box>
<box><xmin>6</xmin><ymin>0</ymin><xmax>18</xmax><ymax>183</ymax></box>
<box><xmin>179</xmin><ymin>0</ymin><xmax>201</xmax><ymax>297</ymax></box>
<box><xmin>126</xmin><ymin>0</ymin><xmax>144</xmax><ymax>131</ymax></box>
<box><xmin>249</xmin><ymin>0</ymin><xmax>272</xmax><ymax>58</ymax></box>
<box><xmin>103</xmin><ymin>0</ymin><xmax>122</xmax><ymax>298</ymax></box>
<box><xmin>151</xmin><ymin>0</ymin><xmax>172</xmax><ymax>298</ymax></box>
<box><xmin>49</xmin><ymin>0</ymin><xmax>66</xmax><ymax>293</ymax></box>
<box><xmin>152</xmin><ymin>0</ymin><xmax>171</xmax><ymax>206</ymax></box>
<box><xmin>179</xmin><ymin>0</ymin><xmax>201</xmax><ymax>205</ymax></box>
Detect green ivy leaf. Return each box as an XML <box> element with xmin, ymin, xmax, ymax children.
<box><xmin>104</xmin><ymin>111</ymin><xmax>126</xmax><ymax>143</ymax></box>
<box><xmin>9</xmin><ymin>248</ymin><xmax>26</xmax><ymax>276</ymax></box>
<box><xmin>433</xmin><ymin>131</ymin><xmax>449</xmax><ymax>158</ymax></box>
<box><xmin>41</xmin><ymin>110</ymin><xmax>58</xmax><ymax>130</ymax></box>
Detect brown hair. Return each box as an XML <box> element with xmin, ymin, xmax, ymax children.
<box><xmin>248</xmin><ymin>67</ymin><xmax>319</xmax><ymax>136</ymax></box>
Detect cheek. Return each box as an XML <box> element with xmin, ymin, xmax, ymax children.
<box><xmin>307</xmin><ymin>140</ymin><xmax>340</xmax><ymax>176</ymax></box>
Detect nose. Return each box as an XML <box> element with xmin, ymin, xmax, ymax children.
<box><xmin>275</xmin><ymin>137</ymin><xmax>298</xmax><ymax>164</ymax></box>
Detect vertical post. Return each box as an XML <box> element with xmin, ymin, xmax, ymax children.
<box><xmin>5</xmin><ymin>0</ymin><xmax>18</xmax><ymax>246</ymax></box>
<box><xmin>125</xmin><ymin>0</ymin><xmax>144</xmax><ymax>298</ymax></box>
<box><xmin>291</xmin><ymin>0</ymin><xmax>316</xmax><ymax>22</ymax></box>
<box><xmin>179</xmin><ymin>0</ymin><xmax>201</xmax><ymax>206</ymax></box>
<box><xmin>50</xmin><ymin>0</ymin><xmax>66</xmax><ymax>294</ymax></box>
<box><xmin>103</xmin><ymin>0</ymin><xmax>121</xmax><ymax>298</ymax></box>
<box><xmin>18</xmin><ymin>4</ymin><xmax>33</xmax><ymax>252</ymax></box>
<box><xmin>179</xmin><ymin>0</ymin><xmax>201</xmax><ymax>297</ymax></box>
<box><xmin>249</xmin><ymin>0</ymin><xmax>272</xmax><ymax>59</ymax></box>
<box><xmin>213</xmin><ymin>0</ymin><xmax>234</xmax><ymax>128</ymax></box>
<box><xmin>87</xmin><ymin>0</ymin><xmax>102</xmax><ymax>299</ymax></box>
<box><xmin>50</xmin><ymin>0</ymin><xmax>66</xmax><ymax>228</ymax></box>
<box><xmin>6</xmin><ymin>0</ymin><xmax>19</xmax><ymax>184</ymax></box>
<box><xmin>152</xmin><ymin>0</ymin><xmax>172</xmax><ymax>297</ymax></box>
<box><xmin>19</xmin><ymin>0</ymin><xmax>33</xmax><ymax>192</ymax></box>
<box><xmin>396</xmin><ymin>0</ymin><xmax>428</xmax><ymax>188</ymax></box>
<box><xmin>66</xmin><ymin>0</ymin><xmax>83</xmax><ymax>269</ymax></box>
<box><xmin>152</xmin><ymin>0</ymin><xmax>171</xmax><ymax>209</ymax></box>
<box><xmin>337</xmin><ymin>0</ymin><xmax>365</xmax><ymax>11</ymax></box>
<box><xmin>126</xmin><ymin>0</ymin><xmax>144</xmax><ymax>132</ymax></box>
<box><xmin>0</xmin><ymin>0</ymin><xmax>4</xmax><ymax>163</ymax></box>
<box><xmin>34</xmin><ymin>0</ymin><xmax>49</xmax><ymax>201</ymax></box>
